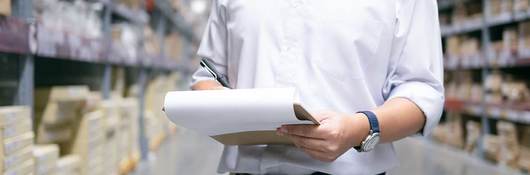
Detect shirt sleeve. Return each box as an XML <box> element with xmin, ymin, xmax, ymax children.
<box><xmin>191</xmin><ymin>0</ymin><xmax>228</xmax><ymax>87</ymax></box>
<box><xmin>383</xmin><ymin>0</ymin><xmax>445</xmax><ymax>136</ymax></box>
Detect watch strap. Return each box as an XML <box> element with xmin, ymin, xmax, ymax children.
<box><xmin>357</xmin><ymin>111</ymin><xmax>380</xmax><ymax>133</ymax></box>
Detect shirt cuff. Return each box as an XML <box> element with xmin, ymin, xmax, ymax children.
<box><xmin>190</xmin><ymin>68</ymin><xmax>216</xmax><ymax>88</ymax></box>
<box><xmin>387</xmin><ymin>81</ymin><xmax>444</xmax><ymax>136</ymax></box>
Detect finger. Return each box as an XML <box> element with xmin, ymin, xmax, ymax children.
<box><xmin>284</xmin><ymin>134</ymin><xmax>327</xmax><ymax>152</ymax></box>
<box><xmin>312</xmin><ymin>111</ymin><xmax>333</xmax><ymax>122</ymax></box>
<box><xmin>300</xmin><ymin>146</ymin><xmax>336</xmax><ymax>162</ymax></box>
<box><xmin>280</xmin><ymin>124</ymin><xmax>326</xmax><ymax>139</ymax></box>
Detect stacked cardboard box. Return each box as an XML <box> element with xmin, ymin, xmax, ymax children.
<box><xmin>117</xmin><ymin>0</ymin><xmax>141</xmax><ymax>10</ymax></box>
<box><xmin>55</xmin><ymin>155</ymin><xmax>81</xmax><ymax>175</ymax></box>
<box><xmin>117</xmin><ymin>98</ymin><xmax>140</xmax><ymax>174</ymax></box>
<box><xmin>68</xmin><ymin>110</ymin><xmax>105</xmax><ymax>175</ymax></box>
<box><xmin>100</xmin><ymin>100</ymin><xmax>121</xmax><ymax>175</ymax></box>
<box><xmin>514</xmin><ymin>0</ymin><xmax>530</xmax><ymax>13</ymax></box>
<box><xmin>496</xmin><ymin>121</ymin><xmax>520</xmax><ymax>168</ymax></box>
<box><xmin>33</xmin><ymin>144</ymin><xmax>59</xmax><ymax>175</ymax></box>
<box><xmin>0</xmin><ymin>106</ymin><xmax>34</xmax><ymax>175</ymax></box>
<box><xmin>35</xmin><ymin>86</ymin><xmax>89</xmax><ymax>145</ymax></box>
<box><xmin>490</xmin><ymin>0</ymin><xmax>512</xmax><ymax>17</ymax></box>
<box><xmin>164</xmin><ymin>32</ymin><xmax>183</xmax><ymax>62</ymax></box>
<box><xmin>0</xmin><ymin>0</ymin><xmax>10</xmax><ymax>16</ymax></box>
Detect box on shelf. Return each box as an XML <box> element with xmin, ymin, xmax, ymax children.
<box><xmin>165</xmin><ymin>32</ymin><xmax>183</xmax><ymax>61</ymax></box>
<box><xmin>519</xmin><ymin>147</ymin><xmax>530</xmax><ymax>172</ymax></box>
<box><xmin>35</xmin><ymin>86</ymin><xmax>89</xmax><ymax>144</ymax></box>
<box><xmin>2</xmin><ymin>146</ymin><xmax>34</xmax><ymax>174</ymax></box>
<box><xmin>0</xmin><ymin>106</ymin><xmax>34</xmax><ymax>174</ymax></box>
<box><xmin>483</xmin><ymin>134</ymin><xmax>501</xmax><ymax>162</ymax></box>
<box><xmin>490</xmin><ymin>0</ymin><xmax>512</xmax><ymax>17</ymax></box>
<box><xmin>4</xmin><ymin>159</ymin><xmax>34</xmax><ymax>175</ymax></box>
<box><xmin>33</xmin><ymin>144</ymin><xmax>59</xmax><ymax>175</ymax></box>
<box><xmin>0</xmin><ymin>106</ymin><xmax>31</xmax><ymax>128</ymax></box>
<box><xmin>67</xmin><ymin>110</ymin><xmax>105</xmax><ymax>175</ymax></box>
<box><xmin>0</xmin><ymin>132</ymin><xmax>34</xmax><ymax>158</ymax></box>
<box><xmin>497</xmin><ymin>121</ymin><xmax>520</xmax><ymax>168</ymax></box>
<box><xmin>144</xmin><ymin>27</ymin><xmax>161</xmax><ymax>56</ymax></box>
<box><xmin>464</xmin><ymin>121</ymin><xmax>481</xmax><ymax>153</ymax></box>
<box><xmin>514</xmin><ymin>0</ymin><xmax>530</xmax><ymax>12</ymax></box>
<box><xmin>55</xmin><ymin>155</ymin><xmax>81</xmax><ymax>175</ymax></box>
<box><xmin>117</xmin><ymin>0</ymin><xmax>141</xmax><ymax>10</ymax></box>
<box><xmin>0</xmin><ymin>0</ymin><xmax>11</xmax><ymax>16</ymax></box>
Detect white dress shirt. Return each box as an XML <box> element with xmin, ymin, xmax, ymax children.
<box><xmin>191</xmin><ymin>0</ymin><xmax>444</xmax><ymax>174</ymax></box>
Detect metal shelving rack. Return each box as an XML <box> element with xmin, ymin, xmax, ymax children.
<box><xmin>439</xmin><ymin>0</ymin><xmax>530</xmax><ymax>173</ymax></box>
<box><xmin>1</xmin><ymin>0</ymin><xmax>197</xmax><ymax>169</ymax></box>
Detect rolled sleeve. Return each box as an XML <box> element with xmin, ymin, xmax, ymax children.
<box><xmin>383</xmin><ymin>0</ymin><xmax>445</xmax><ymax>136</ymax></box>
<box><xmin>387</xmin><ymin>82</ymin><xmax>444</xmax><ymax>136</ymax></box>
<box><xmin>191</xmin><ymin>0</ymin><xmax>228</xmax><ymax>87</ymax></box>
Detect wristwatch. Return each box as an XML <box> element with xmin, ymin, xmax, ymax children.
<box><xmin>353</xmin><ymin>111</ymin><xmax>380</xmax><ymax>152</ymax></box>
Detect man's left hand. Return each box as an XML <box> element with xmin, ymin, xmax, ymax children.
<box><xmin>277</xmin><ymin>111</ymin><xmax>370</xmax><ymax>162</ymax></box>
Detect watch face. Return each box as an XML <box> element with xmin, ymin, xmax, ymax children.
<box><xmin>362</xmin><ymin>133</ymin><xmax>380</xmax><ymax>152</ymax></box>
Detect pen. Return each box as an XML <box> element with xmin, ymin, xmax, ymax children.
<box><xmin>200</xmin><ymin>58</ymin><xmax>231</xmax><ymax>88</ymax></box>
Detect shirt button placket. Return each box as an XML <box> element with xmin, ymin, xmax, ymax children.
<box><xmin>276</xmin><ymin>0</ymin><xmax>304</xmax><ymax>87</ymax></box>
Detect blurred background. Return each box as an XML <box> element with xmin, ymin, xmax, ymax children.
<box><xmin>0</xmin><ymin>0</ymin><xmax>528</xmax><ymax>175</ymax></box>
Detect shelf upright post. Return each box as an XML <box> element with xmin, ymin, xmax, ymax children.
<box><xmin>137</xmin><ymin>0</ymin><xmax>150</xmax><ymax>163</ymax></box>
<box><xmin>102</xmin><ymin>0</ymin><xmax>114</xmax><ymax>100</ymax></box>
<box><xmin>138</xmin><ymin>67</ymin><xmax>149</xmax><ymax>161</ymax></box>
<box><xmin>12</xmin><ymin>0</ymin><xmax>35</xmax><ymax>113</ymax></box>
<box><xmin>477</xmin><ymin>0</ymin><xmax>492</xmax><ymax>159</ymax></box>
<box><xmin>156</xmin><ymin>12</ymin><xmax>169</xmax><ymax>73</ymax></box>
<box><xmin>156</xmin><ymin>13</ymin><xmax>167</xmax><ymax>62</ymax></box>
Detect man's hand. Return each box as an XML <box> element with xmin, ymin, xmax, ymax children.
<box><xmin>277</xmin><ymin>111</ymin><xmax>370</xmax><ymax>162</ymax></box>
<box><xmin>191</xmin><ymin>80</ymin><xmax>227</xmax><ymax>90</ymax></box>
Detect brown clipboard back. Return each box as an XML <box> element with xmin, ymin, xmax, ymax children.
<box><xmin>212</xmin><ymin>104</ymin><xmax>319</xmax><ymax>145</ymax></box>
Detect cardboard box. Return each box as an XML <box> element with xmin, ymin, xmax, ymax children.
<box><xmin>68</xmin><ymin>110</ymin><xmax>105</xmax><ymax>175</ymax></box>
<box><xmin>0</xmin><ymin>106</ymin><xmax>30</xmax><ymax>128</ymax></box>
<box><xmin>33</xmin><ymin>144</ymin><xmax>59</xmax><ymax>175</ymax></box>
<box><xmin>36</xmin><ymin>124</ymin><xmax>73</xmax><ymax>144</ymax></box>
<box><xmin>0</xmin><ymin>0</ymin><xmax>11</xmax><ymax>16</ymax></box>
<box><xmin>0</xmin><ymin>132</ymin><xmax>33</xmax><ymax>157</ymax></box>
<box><xmin>519</xmin><ymin>147</ymin><xmax>530</xmax><ymax>172</ymax></box>
<box><xmin>4</xmin><ymin>159</ymin><xmax>34</xmax><ymax>175</ymax></box>
<box><xmin>164</xmin><ymin>33</ymin><xmax>183</xmax><ymax>61</ymax></box>
<box><xmin>56</xmin><ymin>155</ymin><xmax>81</xmax><ymax>175</ymax></box>
<box><xmin>2</xmin><ymin>146</ymin><xmax>33</xmax><ymax>173</ymax></box>
<box><xmin>1</xmin><ymin>117</ymin><xmax>32</xmax><ymax>141</ymax></box>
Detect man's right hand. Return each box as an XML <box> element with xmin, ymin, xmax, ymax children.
<box><xmin>191</xmin><ymin>80</ymin><xmax>228</xmax><ymax>90</ymax></box>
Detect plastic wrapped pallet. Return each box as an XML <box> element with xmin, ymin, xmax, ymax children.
<box><xmin>56</xmin><ymin>155</ymin><xmax>81</xmax><ymax>175</ymax></box>
<box><xmin>33</xmin><ymin>144</ymin><xmax>59</xmax><ymax>175</ymax></box>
